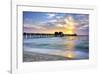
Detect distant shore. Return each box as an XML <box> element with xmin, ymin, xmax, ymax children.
<box><xmin>23</xmin><ymin>51</ymin><xmax>68</xmax><ymax>62</ymax></box>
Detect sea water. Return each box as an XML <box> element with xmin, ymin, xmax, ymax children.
<box><xmin>23</xmin><ymin>36</ymin><xmax>89</xmax><ymax>60</ymax></box>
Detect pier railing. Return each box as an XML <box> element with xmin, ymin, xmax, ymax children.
<box><xmin>23</xmin><ymin>33</ymin><xmax>55</xmax><ymax>38</ymax></box>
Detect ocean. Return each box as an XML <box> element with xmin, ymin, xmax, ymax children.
<box><xmin>23</xmin><ymin>36</ymin><xmax>89</xmax><ymax>61</ymax></box>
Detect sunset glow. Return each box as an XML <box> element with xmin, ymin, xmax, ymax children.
<box><xmin>66</xmin><ymin>51</ymin><xmax>75</xmax><ymax>59</ymax></box>
<box><xmin>65</xmin><ymin>16</ymin><xmax>76</xmax><ymax>34</ymax></box>
<box><xmin>23</xmin><ymin>12</ymin><xmax>89</xmax><ymax>35</ymax></box>
<box><xmin>23</xmin><ymin>11</ymin><xmax>89</xmax><ymax>62</ymax></box>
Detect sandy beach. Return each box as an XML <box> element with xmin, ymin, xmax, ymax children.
<box><xmin>23</xmin><ymin>51</ymin><xmax>68</xmax><ymax>62</ymax></box>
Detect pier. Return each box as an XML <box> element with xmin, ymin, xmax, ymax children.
<box><xmin>23</xmin><ymin>33</ymin><xmax>54</xmax><ymax>39</ymax></box>
<box><xmin>23</xmin><ymin>32</ymin><xmax>77</xmax><ymax>39</ymax></box>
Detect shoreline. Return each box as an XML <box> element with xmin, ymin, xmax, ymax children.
<box><xmin>23</xmin><ymin>51</ymin><xmax>68</xmax><ymax>62</ymax></box>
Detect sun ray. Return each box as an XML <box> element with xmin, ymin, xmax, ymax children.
<box><xmin>64</xmin><ymin>16</ymin><xmax>76</xmax><ymax>34</ymax></box>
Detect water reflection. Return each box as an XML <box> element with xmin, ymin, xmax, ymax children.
<box><xmin>65</xmin><ymin>36</ymin><xmax>77</xmax><ymax>59</ymax></box>
<box><xmin>50</xmin><ymin>36</ymin><xmax>77</xmax><ymax>59</ymax></box>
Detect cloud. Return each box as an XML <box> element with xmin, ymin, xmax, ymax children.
<box><xmin>46</xmin><ymin>13</ymin><xmax>56</xmax><ymax>19</ymax></box>
<box><xmin>23</xmin><ymin>12</ymin><xmax>89</xmax><ymax>35</ymax></box>
<box><xmin>23</xmin><ymin>18</ymin><xmax>34</xmax><ymax>24</ymax></box>
<box><xmin>24</xmin><ymin>24</ymin><xmax>46</xmax><ymax>30</ymax></box>
<box><xmin>55</xmin><ymin>24</ymin><xmax>64</xmax><ymax>28</ymax></box>
<box><xmin>74</xmin><ymin>14</ymin><xmax>89</xmax><ymax>25</ymax></box>
<box><xmin>78</xmin><ymin>24</ymin><xmax>89</xmax><ymax>30</ymax></box>
<box><xmin>64</xmin><ymin>15</ymin><xmax>76</xmax><ymax>26</ymax></box>
<box><xmin>49</xmin><ymin>19</ymin><xmax>57</xmax><ymax>23</ymax></box>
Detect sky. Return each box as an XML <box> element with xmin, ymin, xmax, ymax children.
<box><xmin>23</xmin><ymin>11</ymin><xmax>89</xmax><ymax>35</ymax></box>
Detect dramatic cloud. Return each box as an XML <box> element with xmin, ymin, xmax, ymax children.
<box><xmin>23</xmin><ymin>12</ymin><xmax>89</xmax><ymax>35</ymax></box>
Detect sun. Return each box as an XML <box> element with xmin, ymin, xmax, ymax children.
<box><xmin>66</xmin><ymin>30</ymin><xmax>74</xmax><ymax>34</ymax></box>
<box><xmin>66</xmin><ymin>25</ymin><xmax>75</xmax><ymax>34</ymax></box>
<box><xmin>64</xmin><ymin>16</ymin><xmax>76</xmax><ymax>34</ymax></box>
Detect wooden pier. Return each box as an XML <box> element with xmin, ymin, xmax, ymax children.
<box><xmin>23</xmin><ymin>32</ymin><xmax>77</xmax><ymax>39</ymax></box>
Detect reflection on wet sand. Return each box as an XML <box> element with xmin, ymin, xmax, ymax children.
<box><xmin>51</xmin><ymin>36</ymin><xmax>77</xmax><ymax>59</ymax></box>
<box><xmin>65</xmin><ymin>36</ymin><xmax>77</xmax><ymax>59</ymax></box>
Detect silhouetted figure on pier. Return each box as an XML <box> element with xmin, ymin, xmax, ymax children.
<box><xmin>54</xmin><ymin>32</ymin><xmax>59</xmax><ymax>37</ymax></box>
<box><xmin>54</xmin><ymin>32</ymin><xmax>64</xmax><ymax>37</ymax></box>
<box><xmin>59</xmin><ymin>32</ymin><xmax>64</xmax><ymax>37</ymax></box>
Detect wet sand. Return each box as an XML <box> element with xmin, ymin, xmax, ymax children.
<box><xmin>23</xmin><ymin>51</ymin><xmax>68</xmax><ymax>62</ymax></box>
